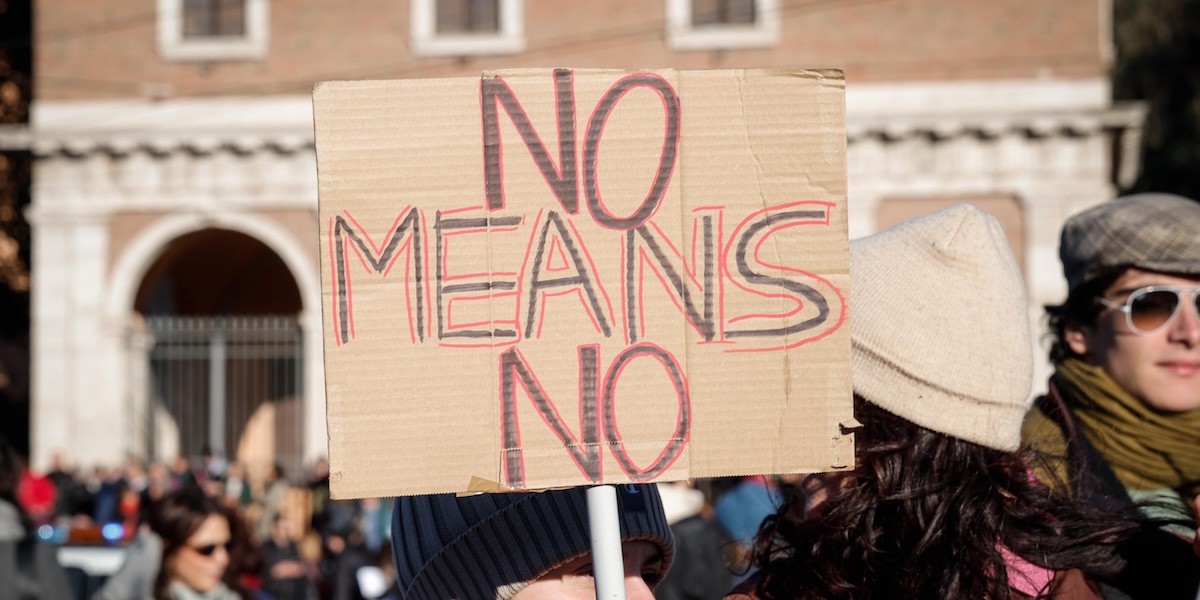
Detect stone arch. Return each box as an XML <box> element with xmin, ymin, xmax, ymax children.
<box><xmin>106</xmin><ymin>212</ymin><xmax>319</xmax><ymax>322</ymax></box>
<box><xmin>104</xmin><ymin>212</ymin><xmax>325</xmax><ymax>472</ymax></box>
<box><xmin>133</xmin><ymin>228</ymin><xmax>301</xmax><ymax>315</ymax></box>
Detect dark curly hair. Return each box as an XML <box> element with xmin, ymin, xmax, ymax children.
<box><xmin>747</xmin><ymin>396</ymin><xmax>1140</xmax><ymax>600</ymax></box>
<box><xmin>1044</xmin><ymin>267</ymin><xmax>1124</xmax><ymax>364</ymax></box>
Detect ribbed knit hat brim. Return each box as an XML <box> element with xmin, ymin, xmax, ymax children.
<box><xmin>849</xmin><ymin>203</ymin><xmax>1034</xmax><ymax>451</ymax></box>
<box><xmin>392</xmin><ymin>485</ymin><xmax>674</xmax><ymax>600</ymax></box>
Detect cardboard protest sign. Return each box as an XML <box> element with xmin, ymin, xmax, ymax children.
<box><xmin>313</xmin><ymin>68</ymin><xmax>854</xmax><ymax>499</ymax></box>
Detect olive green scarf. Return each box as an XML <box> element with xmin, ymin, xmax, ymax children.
<box><xmin>1053</xmin><ymin>358</ymin><xmax>1200</xmax><ymax>499</ymax></box>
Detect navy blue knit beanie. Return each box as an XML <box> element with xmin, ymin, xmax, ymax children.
<box><xmin>391</xmin><ymin>485</ymin><xmax>675</xmax><ymax>600</ymax></box>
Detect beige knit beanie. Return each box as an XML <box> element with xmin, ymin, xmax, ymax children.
<box><xmin>850</xmin><ymin>203</ymin><xmax>1033</xmax><ymax>451</ymax></box>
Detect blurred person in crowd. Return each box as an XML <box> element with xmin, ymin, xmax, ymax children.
<box><xmin>313</xmin><ymin>500</ymin><xmax>380</xmax><ymax>600</ymax></box>
<box><xmin>223</xmin><ymin>462</ymin><xmax>253</xmax><ymax>509</ymax></box>
<box><xmin>141</xmin><ymin>461</ymin><xmax>174</xmax><ymax>526</ymax></box>
<box><xmin>262</xmin><ymin>513</ymin><xmax>318</xmax><ymax>600</ymax></box>
<box><xmin>318</xmin><ymin>498</ymin><xmax>356</xmax><ymax>547</ymax></box>
<box><xmin>0</xmin><ymin>435</ymin><xmax>72</xmax><ymax>598</ymax></box>
<box><xmin>46</xmin><ymin>452</ymin><xmax>81</xmax><ymax>519</ymax></box>
<box><xmin>296</xmin><ymin>530</ymin><xmax>327</xmax><ymax>598</ymax></box>
<box><xmin>313</xmin><ymin>520</ymin><xmax>345</xmax><ymax>599</ymax></box>
<box><xmin>711</xmin><ymin>475</ymin><xmax>779</xmax><ymax>578</ymax></box>
<box><xmin>200</xmin><ymin>474</ymin><xmax>226</xmax><ymax>501</ymax></box>
<box><xmin>224</xmin><ymin>494</ymin><xmax>266</xmax><ymax>598</ymax></box>
<box><xmin>171</xmin><ymin>456</ymin><xmax>197</xmax><ymax>491</ymax></box>
<box><xmin>128</xmin><ymin>459</ymin><xmax>150</xmax><ymax>496</ymax></box>
<box><xmin>1026</xmin><ymin>194</ymin><xmax>1200</xmax><ymax>550</ymax></box>
<box><xmin>728</xmin><ymin>205</ymin><xmax>1162</xmax><ymax>599</ymax></box>
<box><xmin>713</xmin><ymin>476</ymin><xmax>779</xmax><ymax>548</ymax></box>
<box><xmin>655</xmin><ymin>481</ymin><xmax>732</xmax><ymax>600</ymax></box>
<box><xmin>358</xmin><ymin>496</ymin><xmax>391</xmax><ymax>555</ymax></box>
<box><xmin>310</xmin><ymin>494</ymin><xmax>358</xmax><ymax>595</ymax></box>
<box><xmin>15</xmin><ymin>453</ymin><xmax>56</xmax><ymax>527</ymax></box>
<box><xmin>306</xmin><ymin>457</ymin><xmax>331</xmax><ymax>534</ymax></box>
<box><xmin>93</xmin><ymin>464</ymin><xmax>128</xmax><ymax>525</ymax></box>
<box><xmin>256</xmin><ymin>463</ymin><xmax>289</xmax><ymax>543</ymax></box>
<box><xmin>78</xmin><ymin>464</ymin><xmax>107</xmax><ymax>518</ymax></box>
<box><xmin>118</xmin><ymin>485</ymin><xmax>142</xmax><ymax>539</ymax></box>
<box><xmin>393</xmin><ymin>484</ymin><xmax>673</xmax><ymax>600</ymax></box>
<box><xmin>330</xmin><ymin>527</ymin><xmax>373</xmax><ymax>600</ymax></box>
<box><xmin>354</xmin><ymin>541</ymin><xmax>402</xmax><ymax>600</ymax></box>
<box><xmin>97</xmin><ymin>486</ymin><xmax>253</xmax><ymax>600</ymax></box>
<box><xmin>203</xmin><ymin>447</ymin><xmax>228</xmax><ymax>482</ymax></box>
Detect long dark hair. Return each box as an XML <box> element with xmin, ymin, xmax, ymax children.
<box><xmin>1044</xmin><ymin>268</ymin><xmax>1123</xmax><ymax>364</ymax></box>
<box><xmin>149</xmin><ymin>486</ymin><xmax>251</xmax><ymax>600</ymax></box>
<box><xmin>748</xmin><ymin>396</ymin><xmax>1139</xmax><ymax>600</ymax></box>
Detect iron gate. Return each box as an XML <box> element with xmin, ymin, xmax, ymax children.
<box><xmin>128</xmin><ymin>316</ymin><xmax>304</xmax><ymax>478</ymax></box>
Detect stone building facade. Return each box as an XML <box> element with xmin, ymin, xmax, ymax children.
<box><xmin>15</xmin><ymin>0</ymin><xmax>1142</xmax><ymax>471</ymax></box>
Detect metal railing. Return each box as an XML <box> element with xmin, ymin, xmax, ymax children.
<box><xmin>127</xmin><ymin>316</ymin><xmax>304</xmax><ymax>478</ymax></box>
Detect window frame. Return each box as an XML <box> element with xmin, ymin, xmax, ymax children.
<box><xmin>666</xmin><ymin>0</ymin><xmax>780</xmax><ymax>51</ymax></box>
<box><xmin>410</xmin><ymin>0</ymin><xmax>525</xmax><ymax>57</ymax></box>
<box><xmin>157</xmin><ymin>0</ymin><xmax>269</xmax><ymax>62</ymax></box>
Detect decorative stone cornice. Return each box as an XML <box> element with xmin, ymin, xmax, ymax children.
<box><xmin>26</xmin><ymin>96</ymin><xmax>316</xmax><ymax>157</ymax></box>
<box><xmin>846</xmin><ymin>103</ymin><xmax>1146</xmax><ymax>142</ymax></box>
<box><xmin>20</xmin><ymin>105</ymin><xmax>1144</xmax><ymax>154</ymax></box>
<box><xmin>26</xmin><ymin>128</ymin><xmax>313</xmax><ymax>158</ymax></box>
<box><xmin>15</xmin><ymin>90</ymin><xmax>1147</xmax><ymax>189</ymax></box>
<box><xmin>845</xmin><ymin>102</ymin><xmax>1147</xmax><ymax>188</ymax></box>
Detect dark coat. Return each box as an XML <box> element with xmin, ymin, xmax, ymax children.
<box><xmin>0</xmin><ymin>536</ymin><xmax>74</xmax><ymax>600</ymax></box>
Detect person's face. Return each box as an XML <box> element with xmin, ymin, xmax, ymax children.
<box><xmin>509</xmin><ymin>540</ymin><xmax>665</xmax><ymax>600</ymax></box>
<box><xmin>1067</xmin><ymin>269</ymin><xmax>1200</xmax><ymax>412</ymax></box>
<box><xmin>166</xmin><ymin>514</ymin><xmax>231</xmax><ymax>593</ymax></box>
<box><xmin>272</xmin><ymin>516</ymin><xmax>294</xmax><ymax>543</ymax></box>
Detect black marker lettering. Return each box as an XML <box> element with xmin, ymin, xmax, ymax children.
<box><xmin>331</xmin><ymin>209</ymin><xmax>425</xmax><ymax>345</ymax></box>
<box><xmin>623</xmin><ymin>217</ymin><xmax>715</xmax><ymax>343</ymax></box>
<box><xmin>482</xmin><ymin>69</ymin><xmax>578</xmax><ymax>213</ymax></box>
<box><xmin>601</xmin><ymin>343</ymin><xmax>690</xmax><ymax>481</ymax></box>
<box><xmin>525</xmin><ymin>211</ymin><xmax>612</xmax><ymax>338</ymax></box>
<box><xmin>583</xmin><ymin>74</ymin><xmax>680</xmax><ymax>230</ymax></box>
<box><xmin>500</xmin><ymin>346</ymin><xmax>601</xmax><ymax>488</ymax></box>
<box><xmin>435</xmin><ymin>212</ymin><xmax>522</xmax><ymax>340</ymax></box>
<box><xmin>726</xmin><ymin>209</ymin><xmax>831</xmax><ymax>339</ymax></box>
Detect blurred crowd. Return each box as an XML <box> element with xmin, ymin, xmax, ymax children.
<box><xmin>13</xmin><ymin>450</ymin><xmax>399</xmax><ymax>600</ymax></box>
<box><xmin>9</xmin><ymin>447</ymin><xmax>764</xmax><ymax>600</ymax></box>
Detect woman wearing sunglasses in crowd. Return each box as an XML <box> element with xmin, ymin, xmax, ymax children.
<box><xmin>1026</xmin><ymin>193</ymin><xmax>1200</xmax><ymax>594</ymax></box>
<box><xmin>96</xmin><ymin>485</ymin><xmax>252</xmax><ymax>600</ymax></box>
<box><xmin>146</xmin><ymin>487</ymin><xmax>252</xmax><ymax>600</ymax></box>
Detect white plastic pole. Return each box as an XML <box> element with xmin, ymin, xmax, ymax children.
<box><xmin>587</xmin><ymin>485</ymin><xmax>626</xmax><ymax>600</ymax></box>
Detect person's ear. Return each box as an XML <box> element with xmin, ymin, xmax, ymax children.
<box><xmin>1064</xmin><ymin>322</ymin><xmax>1091</xmax><ymax>357</ymax></box>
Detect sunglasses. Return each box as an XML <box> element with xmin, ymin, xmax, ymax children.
<box><xmin>187</xmin><ymin>541</ymin><xmax>234</xmax><ymax>557</ymax></box>
<box><xmin>1097</xmin><ymin>286</ymin><xmax>1200</xmax><ymax>335</ymax></box>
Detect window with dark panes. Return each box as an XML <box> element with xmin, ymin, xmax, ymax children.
<box><xmin>692</xmin><ymin>0</ymin><xmax>756</xmax><ymax>26</ymax></box>
<box><xmin>437</xmin><ymin>0</ymin><xmax>500</xmax><ymax>34</ymax></box>
<box><xmin>183</xmin><ymin>0</ymin><xmax>247</xmax><ymax>38</ymax></box>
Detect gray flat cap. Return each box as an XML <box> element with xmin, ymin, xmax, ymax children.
<box><xmin>1060</xmin><ymin>193</ymin><xmax>1200</xmax><ymax>292</ymax></box>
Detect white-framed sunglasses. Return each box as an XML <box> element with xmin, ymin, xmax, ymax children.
<box><xmin>1096</xmin><ymin>285</ymin><xmax>1200</xmax><ymax>335</ymax></box>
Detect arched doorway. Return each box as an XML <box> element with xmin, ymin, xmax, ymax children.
<box><xmin>131</xmin><ymin>228</ymin><xmax>305</xmax><ymax>481</ymax></box>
